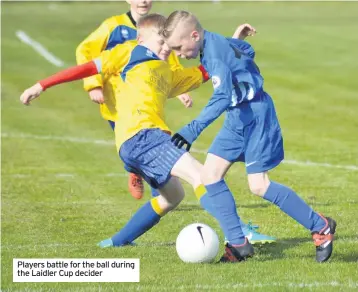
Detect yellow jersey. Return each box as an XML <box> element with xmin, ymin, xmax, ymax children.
<box><xmin>76</xmin><ymin>12</ymin><xmax>182</xmax><ymax>122</ymax></box>
<box><xmin>95</xmin><ymin>44</ymin><xmax>204</xmax><ymax>151</ymax></box>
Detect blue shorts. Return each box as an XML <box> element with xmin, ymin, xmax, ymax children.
<box><xmin>208</xmin><ymin>92</ymin><xmax>284</xmax><ymax>174</ymax></box>
<box><xmin>119</xmin><ymin>129</ymin><xmax>186</xmax><ymax>189</ymax></box>
<box><xmin>108</xmin><ymin>120</ymin><xmax>115</xmax><ymax>130</ymax></box>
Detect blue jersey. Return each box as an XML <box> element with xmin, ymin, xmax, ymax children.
<box><xmin>181</xmin><ymin>30</ymin><xmax>265</xmax><ymax>143</ymax></box>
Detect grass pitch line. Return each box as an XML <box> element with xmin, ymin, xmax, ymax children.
<box><xmin>3</xmin><ymin>282</ymin><xmax>358</xmax><ymax>291</ymax></box>
<box><xmin>15</xmin><ymin>30</ymin><xmax>65</xmax><ymax>67</ymax></box>
<box><xmin>2</xmin><ymin>132</ymin><xmax>358</xmax><ymax>171</ymax></box>
<box><xmin>160</xmin><ymin>282</ymin><xmax>358</xmax><ymax>290</ymax></box>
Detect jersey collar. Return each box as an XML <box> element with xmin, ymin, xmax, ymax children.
<box><xmin>200</xmin><ymin>30</ymin><xmax>208</xmax><ymax>61</ymax></box>
<box><xmin>137</xmin><ymin>45</ymin><xmax>160</xmax><ymax>60</ymax></box>
<box><xmin>126</xmin><ymin>11</ymin><xmax>137</xmax><ymax>27</ymax></box>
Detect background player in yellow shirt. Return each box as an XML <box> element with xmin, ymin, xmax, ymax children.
<box><xmin>76</xmin><ymin>0</ymin><xmax>192</xmax><ymax>200</ymax></box>
<box><xmin>20</xmin><ymin>14</ymin><xmax>274</xmax><ymax>252</ymax></box>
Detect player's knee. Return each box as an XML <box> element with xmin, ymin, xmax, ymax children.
<box><xmin>165</xmin><ymin>199</ymin><xmax>183</xmax><ymax>213</ymax></box>
<box><xmin>248</xmin><ymin>181</ymin><xmax>269</xmax><ymax>197</ymax></box>
<box><xmin>168</xmin><ymin>191</ymin><xmax>185</xmax><ymax>209</ymax></box>
<box><xmin>157</xmin><ymin>192</ymin><xmax>184</xmax><ymax>213</ymax></box>
<box><xmin>200</xmin><ymin>168</ymin><xmax>224</xmax><ymax>185</ymax></box>
<box><xmin>248</xmin><ymin>173</ymin><xmax>270</xmax><ymax>197</ymax></box>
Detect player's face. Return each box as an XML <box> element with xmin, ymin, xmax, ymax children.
<box><xmin>158</xmin><ymin>42</ymin><xmax>171</xmax><ymax>61</ymax></box>
<box><xmin>129</xmin><ymin>0</ymin><xmax>153</xmax><ymax>16</ymax></box>
<box><xmin>166</xmin><ymin>30</ymin><xmax>201</xmax><ymax>60</ymax></box>
<box><xmin>146</xmin><ymin>33</ymin><xmax>171</xmax><ymax>61</ymax></box>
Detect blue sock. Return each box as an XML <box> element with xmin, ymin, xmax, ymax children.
<box><xmin>151</xmin><ymin>187</ymin><xmax>160</xmax><ymax>198</ymax></box>
<box><xmin>240</xmin><ymin>220</ymin><xmax>248</xmax><ymax>228</ymax></box>
<box><xmin>199</xmin><ymin>193</ymin><xmax>215</xmax><ymax>216</ymax></box>
<box><xmin>200</xmin><ymin>193</ymin><xmax>248</xmax><ymax>227</ymax></box>
<box><xmin>111</xmin><ymin>198</ymin><xmax>163</xmax><ymax>246</ymax></box>
<box><xmin>263</xmin><ymin>181</ymin><xmax>326</xmax><ymax>232</ymax></box>
<box><xmin>205</xmin><ymin>180</ymin><xmax>245</xmax><ymax>245</ymax></box>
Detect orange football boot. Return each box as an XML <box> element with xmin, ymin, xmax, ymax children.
<box><xmin>128</xmin><ymin>173</ymin><xmax>144</xmax><ymax>200</ymax></box>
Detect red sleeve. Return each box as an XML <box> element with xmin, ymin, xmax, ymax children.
<box><xmin>198</xmin><ymin>64</ymin><xmax>210</xmax><ymax>82</ymax></box>
<box><xmin>39</xmin><ymin>61</ymin><xmax>99</xmax><ymax>90</ymax></box>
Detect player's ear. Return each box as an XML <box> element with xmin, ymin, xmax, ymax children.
<box><xmin>191</xmin><ymin>31</ymin><xmax>200</xmax><ymax>42</ymax></box>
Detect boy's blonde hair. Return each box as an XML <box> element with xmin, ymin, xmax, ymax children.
<box><xmin>137</xmin><ymin>13</ymin><xmax>167</xmax><ymax>33</ymax></box>
<box><xmin>161</xmin><ymin>10</ymin><xmax>202</xmax><ymax>39</ymax></box>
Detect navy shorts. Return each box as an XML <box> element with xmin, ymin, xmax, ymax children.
<box><xmin>108</xmin><ymin>120</ymin><xmax>115</xmax><ymax>130</ymax></box>
<box><xmin>119</xmin><ymin>129</ymin><xmax>186</xmax><ymax>188</ymax></box>
<box><xmin>208</xmin><ymin>92</ymin><xmax>284</xmax><ymax>174</ymax></box>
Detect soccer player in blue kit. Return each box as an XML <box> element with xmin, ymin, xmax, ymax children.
<box><xmin>162</xmin><ymin>11</ymin><xmax>336</xmax><ymax>263</ymax></box>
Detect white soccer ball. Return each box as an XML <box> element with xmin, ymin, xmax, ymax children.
<box><xmin>176</xmin><ymin>223</ymin><xmax>220</xmax><ymax>263</ymax></box>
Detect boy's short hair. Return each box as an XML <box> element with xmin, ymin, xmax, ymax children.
<box><xmin>137</xmin><ymin>13</ymin><xmax>167</xmax><ymax>33</ymax></box>
<box><xmin>161</xmin><ymin>10</ymin><xmax>202</xmax><ymax>39</ymax></box>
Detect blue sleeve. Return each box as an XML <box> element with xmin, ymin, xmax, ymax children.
<box><xmin>227</xmin><ymin>38</ymin><xmax>255</xmax><ymax>59</ymax></box>
<box><xmin>178</xmin><ymin>59</ymin><xmax>232</xmax><ymax>144</ymax></box>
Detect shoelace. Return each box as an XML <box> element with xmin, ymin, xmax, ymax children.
<box><xmin>245</xmin><ymin>221</ymin><xmax>259</xmax><ymax>234</ymax></box>
<box><xmin>312</xmin><ymin>233</ymin><xmax>333</xmax><ymax>247</ymax></box>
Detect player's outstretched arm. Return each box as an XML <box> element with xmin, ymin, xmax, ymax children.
<box><xmin>172</xmin><ymin>60</ymin><xmax>232</xmax><ymax>150</ymax></box>
<box><xmin>232</xmin><ymin>23</ymin><xmax>256</xmax><ymax>40</ymax></box>
<box><xmin>20</xmin><ymin>61</ymin><xmax>99</xmax><ymax>105</ymax></box>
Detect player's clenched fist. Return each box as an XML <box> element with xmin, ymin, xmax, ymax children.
<box><xmin>20</xmin><ymin>83</ymin><xmax>43</xmax><ymax>105</ymax></box>
<box><xmin>177</xmin><ymin>93</ymin><xmax>193</xmax><ymax>108</ymax></box>
<box><xmin>88</xmin><ymin>87</ymin><xmax>105</xmax><ymax>104</ymax></box>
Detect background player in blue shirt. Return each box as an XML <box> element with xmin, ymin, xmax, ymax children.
<box><xmin>162</xmin><ymin>10</ymin><xmax>336</xmax><ymax>263</ymax></box>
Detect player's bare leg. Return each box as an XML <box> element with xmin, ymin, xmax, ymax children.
<box><xmin>128</xmin><ymin>173</ymin><xmax>145</xmax><ymax>200</ymax></box>
<box><xmin>171</xmin><ymin>152</ymin><xmax>203</xmax><ymax>190</ymax></box>
<box><xmin>157</xmin><ymin>177</ymin><xmax>185</xmax><ymax>214</ymax></box>
<box><xmin>248</xmin><ymin>172</ymin><xmax>336</xmax><ymax>262</ymax></box>
<box><xmin>247</xmin><ymin>172</ymin><xmax>270</xmax><ymax>197</ymax></box>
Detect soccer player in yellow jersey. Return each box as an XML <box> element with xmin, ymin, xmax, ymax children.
<box><xmin>20</xmin><ymin>14</ymin><xmax>275</xmax><ymax>250</ymax></box>
<box><xmin>76</xmin><ymin>0</ymin><xmax>191</xmax><ymax>200</ymax></box>
<box><xmin>20</xmin><ymin>13</ymin><xmax>211</xmax><ymax>248</ymax></box>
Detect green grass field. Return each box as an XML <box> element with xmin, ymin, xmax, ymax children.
<box><xmin>2</xmin><ymin>1</ymin><xmax>358</xmax><ymax>291</ymax></box>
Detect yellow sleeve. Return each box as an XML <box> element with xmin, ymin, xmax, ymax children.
<box><xmin>167</xmin><ymin>52</ymin><xmax>183</xmax><ymax>71</ymax></box>
<box><xmin>96</xmin><ymin>43</ymin><xmax>131</xmax><ymax>78</ymax></box>
<box><xmin>170</xmin><ymin>67</ymin><xmax>203</xmax><ymax>98</ymax></box>
<box><xmin>76</xmin><ymin>17</ymin><xmax>115</xmax><ymax>91</ymax></box>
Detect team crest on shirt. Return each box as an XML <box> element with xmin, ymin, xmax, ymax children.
<box><xmin>146</xmin><ymin>50</ymin><xmax>154</xmax><ymax>57</ymax></box>
<box><xmin>121</xmin><ymin>28</ymin><xmax>129</xmax><ymax>39</ymax></box>
<box><xmin>212</xmin><ymin>76</ymin><xmax>221</xmax><ymax>89</ymax></box>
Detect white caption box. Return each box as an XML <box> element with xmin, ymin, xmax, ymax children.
<box><xmin>13</xmin><ymin>258</ymin><xmax>140</xmax><ymax>282</ymax></box>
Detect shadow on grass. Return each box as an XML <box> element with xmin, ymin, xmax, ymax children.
<box><xmin>238</xmin><ymin>203</ymin><xmax>270</xmax><ymax>209</ymax></box>
<box><xmin>334</xmin><ymin>253</ymin><xmax>358</xmax><ymax>263</ymax></box>
<box><xmin>251</xmin><ymin>237</ymin><xmax>312</xmax><ymax>261</ymax></box>
<box><xmin>136</xmin><ymin>236</ymin><xmax>356</xmax><ymax>263</ymax></box>
<box><xmin>252</xmin><ymin>234</ymin><xmax>357</xmax><ymax>263</ymax></box>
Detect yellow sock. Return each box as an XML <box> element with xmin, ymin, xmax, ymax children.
<box><xmin>195</xmin><ymin>184</ymin><xmax>207</xmax><ymax>200</ymax></box>
<box><xmin>150</xmin><ymin>197</ymin><xmax>165</xmax><ymax>216</ymax></box>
